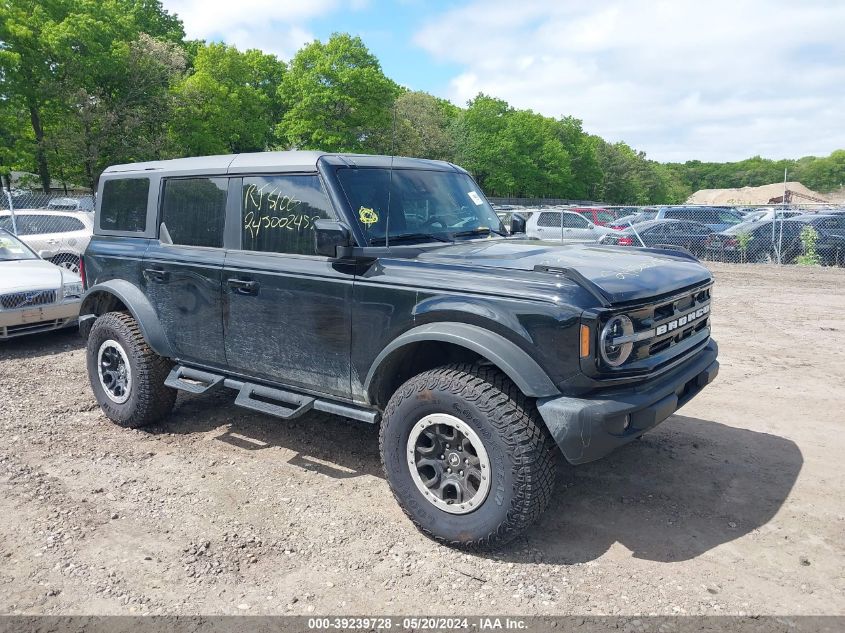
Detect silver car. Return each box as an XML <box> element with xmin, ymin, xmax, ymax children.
<box><xmin>0</xmin><ymin>209</ymin><xmax>93</xmax><ymax>274</ymax></box>
<box><xmin>526</xmin><ymin>209</ymin><xmax>623</xmax><ymax>243</ymax></box>
<box><xmin>0</xmin><ymin>230</ymin><xmax>83</xmax><ymax>340</ymax></box>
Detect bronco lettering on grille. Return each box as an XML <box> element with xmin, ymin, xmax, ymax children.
<box><xmin>655</xmin><ymin>304</ymin><xmax>710</xmax><ymax>336</ymax></box>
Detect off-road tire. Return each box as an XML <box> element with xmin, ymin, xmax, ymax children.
<box><xmin>380</xmin><ymin>363</ymin><xmax>558</xmax><ymax>549</ymax></box>
<box><xmin>86</xmin><ymin>311</ymin><xmax>176</xmax><ymax>428</ymax></box>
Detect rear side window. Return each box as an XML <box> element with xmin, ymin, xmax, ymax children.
<box><xmin>241</xmin><ymin>175</ymin><xmax>335</xmax><ymax>255</ymax></box>
<box><xmin>161</xmin><ymin>177</ymin><xmax>228</xmax><ymax>248</ymax></box>
<box><xmin>536</xmin><ymin>212</ymin><xmax>560</xmax><ymax>228</ymax></box>
<box><xmin>100</xmin><ymin>178</ymin><xmax>149</xmax><ymax>232</ymax></box>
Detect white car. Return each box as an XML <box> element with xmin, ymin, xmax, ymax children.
<box><xmin>525</xmin><ymin>209</ymin><xmax>623</xmax><ymax>243</ymax></box>
<box><xmin>0</xmin><ymin>230</ymin><xmax>83</xmax><ymax>340</ymax></box>
<box><xmin>742</xmin><ymin>208</ymin><xmax>803</xmax><ymax>223</ymax></box>
<box><xmin>0</xmin><ymin>209</ymin><xmax>93</xmax><ymax>274</ymax></box>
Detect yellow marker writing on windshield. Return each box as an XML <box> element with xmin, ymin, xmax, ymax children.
<box><xmin>359</xmin><ymin>206</ymin><xmax>379</xmax><ymax>226</ymax></box>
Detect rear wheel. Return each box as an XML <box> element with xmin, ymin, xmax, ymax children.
<box><xmin>86</xmin><ymin>311</ymin><xmax>176</xmax><ymax>428</ymax></box>
<box><xmin>380</xmin><ymin>364</ymin><xmax>558</xmax><ymax>549</ymax></box>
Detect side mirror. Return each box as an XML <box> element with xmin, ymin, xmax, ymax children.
<box><xmin>510</xmin><ymin>213</ymin><xmax>526</xmax><ymax>235</ymax></box>
<box><xmin>587</xmin><ymin>223</ymin><xmax>595</xmax><ymax>230</ymax></box>
<box><xmin>314</xmin><ymin>219</ymin><xmax>354</xmax><ymax>258</ymax></box>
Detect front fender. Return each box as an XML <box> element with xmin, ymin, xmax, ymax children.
<box><xmin>80</xmin><ymin>279</ymin><xmax>173</xmax><ymax>357</ymax></box>
<box><xmin>364</xmin><ymin>322</ymin><xmax>560</xmax><ymax>399</ymax></box>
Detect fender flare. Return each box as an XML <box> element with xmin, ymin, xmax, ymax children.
<box><xmin>80</xmin><ymin>279</ymin><xmax>174</xmax><ymax>357</ymax></box>
<box><xmin>364</xmin><ymin>322</ymin><xmax>560</xmax><ymax>400</ymax></box>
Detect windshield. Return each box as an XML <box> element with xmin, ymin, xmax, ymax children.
<box><xmin>0</xmin><ymin>232</ymin><xmax>38</xmax><ymax>261</ymax></box>
<box><xmin>335</xmin><ymin>168</ymin><xmax>505</xmax><ymax>244</ymax></box>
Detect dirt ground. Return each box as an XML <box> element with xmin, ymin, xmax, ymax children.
<box><xmin>1</xmin><ymin>262</ymin><xmax>843</xmax><ymax>616</ymax></box>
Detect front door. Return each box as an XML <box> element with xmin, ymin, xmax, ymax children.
<box><xmin>143</xmin><ymin>176</ymin><xmax>229</xmax><ymax>366</ymax></box>
<box><xmin>562</xmin><ymin>212</ymin><xmax>595</xmax><ymax>242</ymax></box>
<box><xmin>223</xmin><ymin>174</ymin><xmax>352</xmax><ymax>399</ymax></box>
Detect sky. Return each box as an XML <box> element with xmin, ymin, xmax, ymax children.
<box><xmin>160</xmin><ymin>0</ymin><xmax>845</xmax><ymax>163</ymax></box>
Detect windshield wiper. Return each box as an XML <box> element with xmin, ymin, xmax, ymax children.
<box><xmin>451</xmin><ymin>226</ymin><xmax>508</xmax><ymax>239</ymax></box>
<box><xmin>369</xmin><ymin>232</ymin><xmax>454</xmax><ymax>245</ymax></box>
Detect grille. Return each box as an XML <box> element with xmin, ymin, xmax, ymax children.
<box><xmin>600</xmin><ymin>285</ymin><xmax>712</xmax><ymax>372</ymax></box>
<box><xmin>0</xmin><ymin>289</ymin><xmax>58</xmax><ymax>310</ymax></box>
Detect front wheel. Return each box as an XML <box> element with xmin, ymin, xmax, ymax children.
<box><xmin>86</xmin><ymin>311</ymin><xmax>176</xmax><ymax>428</ymax></box>
<box><xmin>380</xmin><ymin>364</ymin><xmax>558</xmax><ymax>549</ymax></box>
<box><xmin>50</xmin><ymin>253</ymin><xmax>81</xmax><ymax>275</ymax></box>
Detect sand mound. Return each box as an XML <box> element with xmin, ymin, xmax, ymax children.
<box><xmin>687</xmin><ymin>181</ymin><xmax>829</xmax><ymax>205</ymax></box>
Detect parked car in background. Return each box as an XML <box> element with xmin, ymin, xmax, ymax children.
<box><xmin>571</xmin><ymin>207</ymin><xmax>624</xmax><ymax>227</ymax></box>
<box><xmin>599</xmin><ymin>219</ymin><xmax>714</xmax><ymax>256</ymax></box>
<box><xmin>0</xmin><ymin>209</ymin><xmax>93</xmax><ymax>274</ymax></box>
<box><xmin>787</xmin><ymin>215</ymin><xmax>845</xmax><ymax>265</ymax></box>
<box><xmin>526</xmin><ymin>209</ymin><xmax>623</xmax><ymax>243</ymax></box>
<box><xmin>47</xmin><ymin>195</ymin><xmax>95</xmax><ymax>212</ymax></box>
<box><xmin>705</xmin><ymin>219</ymin><xmax>805</xmax><ymax>263</ymax></box>
<box><xmin>610</xmin><ymin>211</ymin><xmax>656</xmax><ymax>230</ymax></box>
<box><xmin>741</xmin><ymin>208</ymin><xmax>803</xmax><ymax>223</ymax></box>
<box><xmin>0</xmin><ymin>229</ymin><xmax>83</xmax><ymax>340</ymax></box>
<box><xmin>649</xmin><ymin>206</ymin><xmax>743</xmax><ymax>232</ymax></box>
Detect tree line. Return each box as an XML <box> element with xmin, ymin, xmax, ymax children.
<box><xmin>2</xmin><ymin>0</ymin><xmax>843</xmax><ymax>203</ymax></box>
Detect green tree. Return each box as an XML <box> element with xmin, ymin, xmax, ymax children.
<box><xmin>554</xmin><ymin>116</ymin><xmax>602</xmax><ymax>199</ymax></box>
<box><xmin>0</xmin><ymin>0</ymin><xmax>185</xmax><ymax>190</ymax></box>
<box><xmin>276</xmin><ymin>33</ymin><xmax>400</xmax><ymax>153</ymax></box>
<box><xmin>390</xmin><ymin>90</ymin><xmax>458</xmax><ymax>162</ymax></box>
<box><xmin>169</xmin><ymin>42</ymin><xmax>284</xmax><ymax>156</ymax></box>
<box><xmin>56</xmin><ymin>33</ymin><xmax>186</xmax><ymax>189</ymax></box>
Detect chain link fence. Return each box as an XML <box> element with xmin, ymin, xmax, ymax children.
<box><xmin>494</xmin><ymin>203</ymin><xmax>845</xmax><ymax>266</ymax></box>
<box><xmin>3</xmin><ymin>187</ymin><xmax>845</xmax><ymax>271</ymax></box>
<box><xmin>1</xmin><ymin>189</ymin><xmax>94</xmax><ymax>274</ymax></box>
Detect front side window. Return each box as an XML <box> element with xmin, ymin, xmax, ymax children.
<box><xmin>335</xmin><ymin>168</ymin><xmax>504</xmax><ymax>244</ymax></box>
<box><xmin>100</xmin><ymin>178</ymin><xmax>149</xmax><ymax>232</ymax></box>
<box><xmin>161</xmin><ymin>177</ymin><xmax>228</xmax><ymax>248</ymax></box>
<box><xmin>241</xmin><ymin>175</ymin><xmax>335</xmax><ymax>255</ymax></box>
<box><xmin>563</xmin><ymin>213</ymin><xmax>589</xmax><ymax>229</ymax></box>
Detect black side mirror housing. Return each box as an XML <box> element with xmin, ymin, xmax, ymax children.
<box><xmin>510</xmin><ymin>213</ymin><xmax>527</xmax><ymax>235</ymax></box>
<box><xmin>314</xmin><ymin>219</ymin><xmax>354</xmax><ymax>258</ymax></box>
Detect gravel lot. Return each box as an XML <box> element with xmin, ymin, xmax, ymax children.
<box><xmin>1</xmin><ymin>262</ymin><xmax>843</xmax><ymax>616</ymax></box>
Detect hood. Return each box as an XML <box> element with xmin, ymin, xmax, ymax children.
<box><xmin>0</xmin><ymin>259</ymin><xmax>68</xmax><ymax>293</ymax></box>
<box><xmin>416</xmin><ymin>239</ymin><xmax>712</xmax><ymax>305</ymax></box>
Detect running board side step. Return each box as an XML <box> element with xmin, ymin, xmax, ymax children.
<box><xmin>165</xmin><ymin>366</ymin><xmax>225</xmax><ymax>394</ymax></box>
<box><xmin>234</xmin><ymin>383</ymin><xmax>315</xmax><ymax>420</ymax></box>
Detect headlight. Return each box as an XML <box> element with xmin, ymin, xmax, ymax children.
<box><xmin>600</xmin><ymin>315</ymin><xmax>634</xmax><ymax>367</ymax></box>
<box><xmin>63</xmin><ymin>281</ymin><xmax>83</xmax><ymax>298</ymax></box>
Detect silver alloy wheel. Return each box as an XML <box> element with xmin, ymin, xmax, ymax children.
<box><xmin>97</xmin><ymin>339</ymin><xmax>132</xmax><ymax>404</ymax></box>
<box><xmin>406</xmin><ymin>413</ymin><xmax>491</xmax><ymax>515</ymax></box>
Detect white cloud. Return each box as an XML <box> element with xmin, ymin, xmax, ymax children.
<box><xmin>161</xmin><ymin>0</ymin><xmax>358</xmax><ymax>59</ymax></box>
<box><xmin>414</xmin><ymin>0</ymin><xmax>845</xmax><ymax>161</ymax></box>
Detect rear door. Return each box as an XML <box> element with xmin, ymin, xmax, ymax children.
<box><xmin>143</xmin><ymin>176</ymin><xmax>229</xmax><ymax>366</ymax></box>
<box><xmin>222</xmin><ymin>173</ymin><xmax>353</xmax><ymax>399</ymax></box>
<box><xmin>532</xmin><ymin>211</ymin><xmax>562</xmax><ymax>241</ymax></box>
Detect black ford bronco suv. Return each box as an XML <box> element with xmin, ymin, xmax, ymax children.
<box><xmin>80</xmin><ymin>151</ymin><xmax>718</xmax><ymax>548</ymax></box>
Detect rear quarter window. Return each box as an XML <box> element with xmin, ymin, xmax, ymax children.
<box><xmin>100</xmin><ymin>178</ymin><xmax>150</xmax><ymax>232</ymax></box>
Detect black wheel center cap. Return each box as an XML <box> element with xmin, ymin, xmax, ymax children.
<box><xmin>447</xmin><ymin>453</ymin><xmax>461</xmax><ymax>467</ymax></box>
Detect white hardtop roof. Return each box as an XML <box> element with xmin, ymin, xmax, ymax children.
<box><xmin>102</xmin><ymin>151</ymin><xmax>328</xmax><ymax>176</ymax></box>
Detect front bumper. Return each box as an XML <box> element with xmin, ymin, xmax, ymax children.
<box><xmin>537</xmin><ymin>339</ymin><xmax>719</xmax><ymax>464</ymax></box>
<box><xmin>0</xmin><ymin>298</ymin><xmax>81</xmax><ymax>340</ymax></box>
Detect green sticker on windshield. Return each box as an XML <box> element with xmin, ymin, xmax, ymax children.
<box><xmin>0</xmin><ymin>237</ymin><xmax>24</xmax><ymax>253</ymax></box>
<box><xmin>359</xmin><ymin>206</ymin><xmax>379</xmax><ymax>226</ymax></box>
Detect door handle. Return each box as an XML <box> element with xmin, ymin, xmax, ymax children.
<box><xmin>227</xmin><ymin>278</ymin><xmax>260</xmax><ymax>295</ymax></box>
<box><xmin>144</xmin><ymin>267</ymin><xmax>169</xmax><ymax>283</ymax></box>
